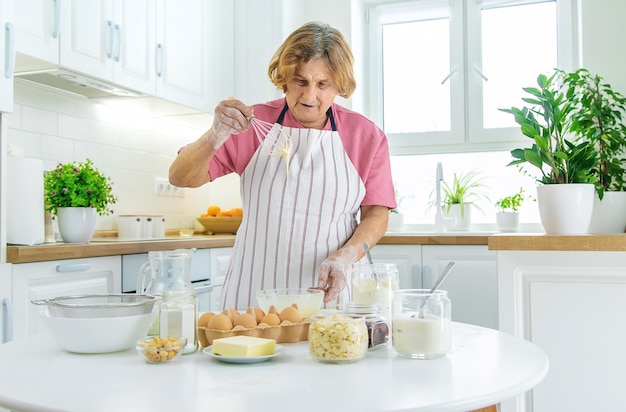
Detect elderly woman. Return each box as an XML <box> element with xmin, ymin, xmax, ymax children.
<box><xmin>169</xmin><ymin>21</ymin><xmax>396</xmax><ymax>309</ymax></box>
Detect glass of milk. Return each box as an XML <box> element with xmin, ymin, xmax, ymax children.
<box><xmin>391</xmin><ymin>289</ymin><xmax>451</xmax><ymax>359</ymax></box>
<box><xmin>350</xmin><ymin>263</ymin><xmax>399</xmax><ymax>322</ymax></box>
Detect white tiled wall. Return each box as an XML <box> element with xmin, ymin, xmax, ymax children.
<box><xmin>5</xmin><ymin>81</ymin><xmax>242</xmax><ymax>232</ymax></box>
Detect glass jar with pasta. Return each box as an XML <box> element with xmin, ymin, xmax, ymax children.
<box><xmin>308</xmin><ymin>313</ymin><xmax>368</xmax><ymax>364</ymax></box>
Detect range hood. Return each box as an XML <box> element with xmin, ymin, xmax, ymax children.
<box><xmin>14</xmin><ymin>68</ymin><xmax>143</xmax><ymax>99</ymax></box>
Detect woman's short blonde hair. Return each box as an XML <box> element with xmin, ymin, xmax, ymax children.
<box><xmin>268</xmin><ymin>22</ymin><xmax>356</xmax><ymax>99</ymax></box>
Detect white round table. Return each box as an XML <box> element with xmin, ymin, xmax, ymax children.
<box><xmin>0</xmin><ymin>323</ymin><xmax>548</xmax><ymax>412</ymax></box>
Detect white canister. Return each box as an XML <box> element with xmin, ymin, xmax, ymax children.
<box><xmin>151</xmin><ymin>215</ymin><xmax>165</xmax><ymax>238</ymax></box>
<box><xmin>117</xmin><ymin>215</ymin><xmax>142</xmax><ymax>239</ymax></box>
<box><xmin>141</xmin><ymin>216</ymin><xmax>153</xmax><ymax>239</ymax></box>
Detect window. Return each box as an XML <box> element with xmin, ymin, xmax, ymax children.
<box><xmin>366</xmin><ymin>0</ymin><xmax>575</xmax><ymax>155</ymax></box>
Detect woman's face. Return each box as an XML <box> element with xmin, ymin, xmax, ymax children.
<box><xmin>285</xmin><ymin>59</ymin><xmax>338</xmax><ymax>129</ymax></box>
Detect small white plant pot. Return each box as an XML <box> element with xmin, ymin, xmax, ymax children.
<box><xmin>496</xmin><ymin>212</ymin><xmax>519</xmax><ymax>232</ymax></box>
<box><xmin>387</xmin><ymin>213</ymin><xmax>405</xmax><ymax>231</ymax></box>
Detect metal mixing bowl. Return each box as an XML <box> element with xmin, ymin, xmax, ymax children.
<box><xmin>32</xmin><ymin>294</ymin><xmax>158</xmax><ymax>318</ymax></box>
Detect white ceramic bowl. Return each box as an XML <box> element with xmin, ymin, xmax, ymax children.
<box><xmin>40</xmin><ymin>310</ymin><xmax>158</xmax><ymax>353</ymax></box>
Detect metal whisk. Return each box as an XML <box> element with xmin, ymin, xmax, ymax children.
<box><xmin>249</xmin><ymin>117</ymin><xmax>293</xmax><ymax>175</ymax></box>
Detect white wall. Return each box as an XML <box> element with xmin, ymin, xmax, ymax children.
<box><xmin>579</xmin><ymin>0</ymin><xmax>626</xmax><ymax>94</ymax></box>
<box><xmin>5</xmin><ymin>81</ymin><xmax>241</xmax><ymax>232</ymax></box>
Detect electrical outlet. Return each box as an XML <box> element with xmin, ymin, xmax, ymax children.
<box><xmin>154</xmin><ymin>177</ymin><xmax>185</xmax><ymax>197</ymax></box>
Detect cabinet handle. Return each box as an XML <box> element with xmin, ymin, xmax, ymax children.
<box><xmin>52</xmin><ymin>0</ymin><xmax>61</xmax><ymax>39</ymax></box>
<box><xmin>106</xmin><ymin>20</ymin><xmax>113</xmax><ymax>58</ymax></box>
<box><xmin>4</xmin><ymin>22</ymin><xmax>15</xmax><ymax>79</ymax></box>
<box><xmin>56</xmin><ymin>263</ymin><xmax>92</xmax><ymax>273</ymax></box>
<box><xmin>2</xmin><ymin>298</ymin><xmax>13</xmax><ymax>344</ymax></box>
<box><xmin>155</xmin><ymin>43</ymin><xmax>163</xmax><ymax>77</ymax></box>
<box><xmin>113</xmin><ymin>24</ymin><xmax>121</xmax><ymax>62</ymax></box>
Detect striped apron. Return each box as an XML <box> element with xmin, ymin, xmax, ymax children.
<box><xmin>221</xmin><ymin>105</ymin><xmax>366</xmax><ymax>309</ymax></box>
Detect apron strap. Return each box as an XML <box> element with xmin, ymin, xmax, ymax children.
<box><xmin>275</xmin><ymin>103</ymin><xmax>337</xmax><ymax>131</ymax></box>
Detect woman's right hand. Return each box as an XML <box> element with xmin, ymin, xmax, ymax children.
<box><xmin>207</xmin><ymin>98</ymin><xmax>254</xmax><ymax>149</ymax></box>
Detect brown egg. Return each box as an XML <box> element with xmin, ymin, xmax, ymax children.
<box><xmin>233</xmin><ymin>313</ymin><xmax>257</xmax><ymax>328</ymax></box>
<box><xmin>207</xmin><ymin>313</ymin><xmax>233</xmax><ymax>330</ymax></box>
<box><xmin>260</xmin><ymin>313</ymin><xmax>281</xmax><ymax>326</ymax></box>
<box><xmin>198</xmin><ymin>311</ymin><xmax>215</xmax><ymax>328</ymax></box>
<box><xmin>268</xmin><ymin>305</ymin><xmax>278</xmax><ymax>314</ymax></box>
<box><xmin>221</xmin><ymin>308</ymin><xmax>239</xmax><ymax>321</ymax></box>
<box><xmin>247</xmin><ymin>307</ymin><xmax>265</xmax><ymax>324</ymax></box>
<box><xmin>279</xmin><ymin>306</ymin><xmax>302</xmax><ymax>323</ymax></box>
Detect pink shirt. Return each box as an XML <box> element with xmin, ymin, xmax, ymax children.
<box><xmin>209</xmin><ymin>98</ymin><xmax>397</xmax><ymax>209</ymax></box>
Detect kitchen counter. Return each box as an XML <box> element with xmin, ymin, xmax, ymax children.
<box><xmin>0</xmin><ymin>322</ymin><xmax>548</xmax><ymax>412</ymax></box>
<box><xmin>8</xmin><ymin>231</ymin><xmax>626</xmax><ymax>263</ymax></box>
<box><xmin>488</xmin><ymin>233</ymin><xmax>626</xmax><ymax>251</ymax></box>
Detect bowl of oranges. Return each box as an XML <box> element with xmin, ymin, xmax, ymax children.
<box><xmin>197</xmin><ymin>205</ymin><xmax>243</xmax><ymax>235</ymax></box>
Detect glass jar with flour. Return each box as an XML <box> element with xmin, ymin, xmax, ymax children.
<box><xmin>350</xmin><ymin>263</ymin><xmax>399</xmax><ymax>322</ymax></box>
<box><xmin>391</xmin><ymin>289</ymin><xmax>451</xmax><ymax>359</ymax></box>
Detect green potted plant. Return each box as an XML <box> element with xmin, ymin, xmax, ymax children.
<box><xmin>561</xmin><ymin>69</ymin><xmax>626</xmax><ymax>233</ymax></box>
<box><xmin>438</xmin><ymin>170</ymin><xmax>490</xmax><ymax>231</ymax></box>
<box><xmin>500</xmin><ymin>70</ymin><xmax>597</xmax><ymax>234</ymax></box>
<box><xmin>44</xmin><ymin>158</ymin><xmax>118</xmax><ymax>243</ymax></box>
<box><xmin>494</xmin><ymin>187</ymin><xmax>534</xmax><ymax>232</ymax></box>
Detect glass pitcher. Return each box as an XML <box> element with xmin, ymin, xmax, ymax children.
<box><xmin>137</xmin><ymin>249</ymin><xmax>198</xmax><ymax>354</ymax></box>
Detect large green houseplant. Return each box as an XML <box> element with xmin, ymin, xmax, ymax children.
<box><xmin>500</xmin><ymin>70</ymin><xmax>598</xmax><ymax>186</ymax></box>
<box><xmin>562</xmin><ymin>68</ymin><xmax>626</xmax><ymax>198</ymax></box>
<box><xmin>500</xmin><ymin>69</ymin><xmax>599</xmax><ymax>234</ymax></box>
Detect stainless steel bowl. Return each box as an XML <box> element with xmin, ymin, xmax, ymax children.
<box><xmin>32</xmin><ymin>294</ymin><xmax>158</xmax><ymax>318</ymax></box>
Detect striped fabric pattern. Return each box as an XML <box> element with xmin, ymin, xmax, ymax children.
<box><xmin>222</xmin><ymin>125</ymin><xmax>365</xmax><ymax>309</ymax></box>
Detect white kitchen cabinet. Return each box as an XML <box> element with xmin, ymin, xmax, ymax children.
<box><xmin>59</xmin><ymin>0</ymin><xmax>156</xmax><ymax>95</ymax></box>
<box><xmin>232</xmin><ymin>0</ymin><xmax>291</xmax><ymax>104</ymax></box>
<box><xmin>14</xmin><ymin>0</ymin><xmax>59</xmax><ymax>65</ymax></box>
<box><xmin>155</xmin><ymin>0</ymin><xmax>234</xmax><ymax>112</ymax></box>
<box><xmin>0</xmin><ymin>264</ymin><xmax>12</xmax><ymax>344</ymax></box>
<box><xmin>0</xmin><ymin>0</ymin><xmax>14</xmax><ymax>112</ymax></box>
<box><xmin>12</xmin><ymin>256</ymin><xmax>121</xmax><ymax>339</ymax></box>
<box><xmin>497</xmin><ymin>250</ymin><xmax>626</xmax><ymax>412</ymax></box>
<box><xmin>368</xmin><ymin>244</ymin><xmax>422</xmax><ymax>289</ymax></box>
<box><xmin>422</xmin><ymin>245</ymin><xmax>498</xmax><ymax>329</ymax></box>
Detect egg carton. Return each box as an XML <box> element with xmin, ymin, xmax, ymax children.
<box><xmin>198</xmin><ymin>319</ymin><xmax>312</xmax><ymax>347</ymax></box>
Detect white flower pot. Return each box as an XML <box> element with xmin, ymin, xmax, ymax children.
<box><xmin>588</xmin><ymin>191</ymin><xmax>626</xmax><ymax>234</ymax></box>
<box><xmin>387</xmin><ymin>213</ymin><xmax>404</xmax><ymax>231</ymax></box>
<box><xmin>536</xmin><ymin>184</ymin><xmax>594</xmax><ymax>234</ymax></box>
<box><xmin>444</xmin><ymin>204</ymin><xmax>471</xmax><ymax>231</ymax></box>
<box><xmin>57</xmin><ymin>207</ymin><xmax>97</xmax><ymax>244</ymax></box>
<box><xmin>496</xmin><ymin>212</ymin><xmax>519</xmax><ymax>232</ymax></box>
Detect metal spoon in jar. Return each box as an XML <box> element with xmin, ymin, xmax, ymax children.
<box><xmin>362</xmin><ymin>242</ymin><xmax>381</xmax><ymax>288</ymax></box>
<box><xmin>415</xmin><ymin>261</ymin><xmax>455</xmax><ymax>319</ymax></box>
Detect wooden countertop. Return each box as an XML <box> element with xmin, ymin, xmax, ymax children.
<box><xmin>8</xmin><ymin>231</ymin><xmax>626</xmax><ymax>264</ymax></box>
<box><xmin>488</xmin><ymin>233</ymin><xmax>626</xmax><ymax>251</ymax></box>
<box><xmin>7</xmin><ymin>235</ymin><xmax>237</xmax><ymax>263</ymax></box>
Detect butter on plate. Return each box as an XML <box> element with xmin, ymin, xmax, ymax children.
<box><xmin>211</xmin><ymin>336</ymin><xmax>276</xmax><ymax>357</ymax></box>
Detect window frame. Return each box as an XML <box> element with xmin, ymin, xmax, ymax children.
<box><xmin>365</xmin><ymin>0</ymin><xmax>578</xmax><ymax>155</ymax></box>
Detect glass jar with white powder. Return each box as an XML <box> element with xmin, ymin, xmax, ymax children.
<box><xmin>391</xmin><ymin>289</ymin><xmax>451</xmax><ymax>359</ymax></box>
<box><xmin>350</xmin><ymin>263</ymin><xmax>399</xmax><ymax>322</ymax></box>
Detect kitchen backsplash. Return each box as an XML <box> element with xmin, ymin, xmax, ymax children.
<box><xmin>5</xmin><ymin>81</ymin><xmax>242</xmax><ymax>232</ymax></box>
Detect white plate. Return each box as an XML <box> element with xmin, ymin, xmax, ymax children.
<box><xmin>202</xmin><ymin>344</ymin><xmax>285</xmax><ymax>364</ymax></box>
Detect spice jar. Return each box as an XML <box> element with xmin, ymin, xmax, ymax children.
<box><xmin>392</xmin><ymin>289</ymin><xmax>451</xmax><ymax>359</ymax></box>
<box><xmin>344</xmin><ymin>303</ymin><xmax>389</xmax><ymax>351</ymax></box>
<box><xmin>308</xmin><ymin>313</ymin><xmax>368</xmax><ymax>363</ymax></box>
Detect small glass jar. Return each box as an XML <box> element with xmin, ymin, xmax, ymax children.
<box><xmin>308</xmin><ymin>313</ymin><xmax>368</xmax><ymax>363</ymax></box>
<box><xmin>344</xmin><ymin>303</ymin><xmax>389</xmax><ymax>351</ymax></box>
<box><xmin>392</xmin><ymin>289</ymin><xmax>451</xmax><ymax>359</ymax></box>
<box><xmin>350</xmin><ymin>263</ymin><xmax>399</xmax><ymax>322</ymax></box>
